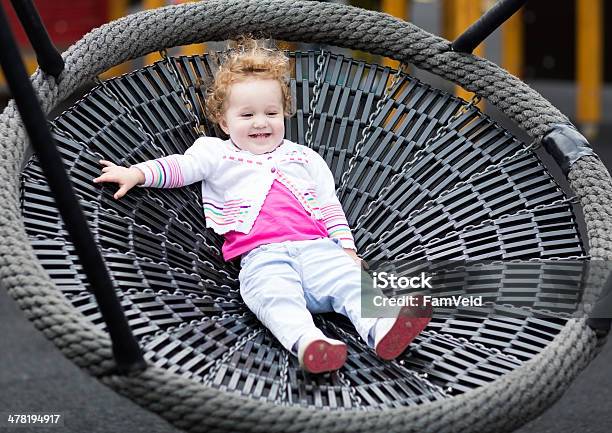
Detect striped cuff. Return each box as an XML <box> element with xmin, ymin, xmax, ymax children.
<box><xmin>322</xmin><ymin>203</ymin><xmax>356</xmax><ymax>251</ymax></box>
<box><xmin>132</xmin><ymin>156</ymin><xmax>185</xmax><ymax>188</ymax></box>
<box><xmin>334</xmin><ymin>236</ymin><xmax>356</xmax><ymax>251</ymax></box>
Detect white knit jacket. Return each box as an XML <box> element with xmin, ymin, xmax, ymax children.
<box><xmin>133</xmin><ymin>137</ymin><xmax>356</xmax><ymax>250</ymax></box>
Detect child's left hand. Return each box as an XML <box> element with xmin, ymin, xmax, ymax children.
<box><xmin>344</xmin><ymin>248</ymin><xmax>367</xmax><ymax>269</ymax></box>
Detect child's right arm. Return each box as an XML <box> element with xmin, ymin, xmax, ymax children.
<box><xmin>93</xmin><ymin>160</ymin><xmax>145</xmax><ymax>199</ymax></box>
<box><xmin>93</xmin><ymin>137</ymin><xmax>222</xmax><ymax>200</ymax></box>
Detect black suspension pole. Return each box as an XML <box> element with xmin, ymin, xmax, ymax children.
<box><xmin>452</xmin><ymin>0</ymin><xmax>529</xmax><ymax>54</ymax></box>
<box><xmin>9</xmin><ymin>0</ymin><xmax>64</xmax><ymax>77</ymax></box>
<box><xmin>0</xmin><ymin>4</ymin><xmax>144</xmax><ymax>373</ymax></box>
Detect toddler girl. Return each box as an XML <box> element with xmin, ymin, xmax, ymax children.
<box><xmin>93</xmin><ymin>38</ymin><xmax>430</xmax><ymax>374</ymax></box>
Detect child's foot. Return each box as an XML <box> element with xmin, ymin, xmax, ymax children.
<box><xmin>374</xmin><ymin>304</ymin><xmax>431</xmax><ymax>360</ymax></box>
<box><xmin>297</xmin><ymin>336</ymin><xmax>347</xmax><ymax>374</ymax></box>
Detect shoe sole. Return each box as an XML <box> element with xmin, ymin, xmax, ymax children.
<box><xmin>302</xmin><ymin>339</ymin><xmax>347</xmax><ymax>374</ymax></box>
<box><xmin>376</xmin><ymin>305</ymin><xmax>432</xmax><ymax>361</ymax></box>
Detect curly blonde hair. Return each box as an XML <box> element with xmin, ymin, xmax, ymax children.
<box><xmin>205</xmin><ymin>36</ymin><xmax>293</xmax><ymax>125</ymax></box>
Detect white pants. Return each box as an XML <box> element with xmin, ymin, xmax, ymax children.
<box><xmin>238</xmin><ymin>237</ymin><xmax>377</xmax><ymax>353</ymax></box>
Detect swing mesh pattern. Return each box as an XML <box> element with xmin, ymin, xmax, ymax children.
<box><xmin>20</xmin><ymin>51</ymin><xmax>585</xmax><ymax>409</ymax></box>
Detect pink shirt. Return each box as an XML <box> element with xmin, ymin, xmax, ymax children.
<box><xmin>222</xmin><ymin>180</ymin><xmax>329</xmax><ymax>261</ymax></box>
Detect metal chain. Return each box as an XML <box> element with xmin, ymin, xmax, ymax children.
<box><xmin>326</xmin><ymin>319</ymin><xmax>449</xmax><ymax>406</ymax></box>
<box><xmin>160</xmin><ymin>49</ymin><xmax>205</xmax><ymax>136</ymax></box>
<box><xmin>391</xmin><ymin>355</ymin><xmax>450</xmax><ymax>399</ymax></box>
<box><xmin>94</xmin><ymin>76</ymin><xmax>164</xmax><ymax>159</ymax></box>
<box><xmin>45</xmin><ymin>83</ymin><xmax>112</xmax><ymax>160</ymax></box>
<box><xmin>159</xmin><ymin>50</ymin><xmax>243</xmax><ymax>261</ymax></box>
<box><xmin>391</xmin><ymin>139</ymin><xmax>542</xmax><ymax>231</ymax></box>
<box><xmin>200</xmin><ymin>258</ymin><xmax>239</xmax><ymax>285</ymax></box>
<box><xmin>156</xmin><ymin>51</ymin><xmax>231</xmax><ymax>261</ymax></box>
<box><xmin>277</xmin><ymin>349</ymin><xmax>289</xmax><ymax>405</ymax></box>
<box><xmin>399</xmin><ymin>329</ymin><xmax>522</xmax><ymax>397</ymax></box>
<box><xmin>138</xmin><ymin>307</ymin><xmax>249</xmax><ymax>347</ymax></box>
<box><xmin>320</xmin><ymin>320</ymin><xmax>365</xmax><ymax>409</ymax></box>
<box><xmin>398</xmin><ymin>329</ymin><xmax>522</xmax><ymax>398</ymax></box>
<box><xmin>93</xmin><ymin>75</ymin><xmax>225</xmax><ymax>260</ymax></box>
<box><xmin>355</xmin><ymin>117</ymin><xmax>542</xmax><ymax>257</ymax></box>
<box><xmin>337</xmin><ymin>65</ymin><xmax>407</xmax><ymax>200</ymax></box>
<box><xmin>412</xmin><ymin>253</ymin><xmax>590</xmax><ymax>281</ymax></box>
<box><xmin>149</xmin><ymin>52</ymin><xmax>224</xmax><ymax>257</ymax></box>
<box><xmin>336</xmin><ymin>369</ymin><xmax>366</xmax><ymax>410</ymax></box>
<box><xmin>527</xmin><ymin>253</ymin><xmax>590</xmax><ymax>261</ymax></box>
<box><xmin>420</xmin><ymin>329</ymin><xmax>522</xmax><ymax>364</ymax></box>
<box><xmin>202</xmin><ymin>328</ymin><xmax>262</xmax><ymax>386</ymax></box>
<box><xmin>46</xmin><ymin>118</ymin><xmax>102</xmax><ymax>165</ymax></box>
<box><xmin>354</xmin><ymin>93</ymin><xmax>482</xmax><ymax>234</ymax></box>
<box><xmin>304</xmin><ymin>50</ymin><xmax>326</xmax><ymax>148</ymax></box>
<box><xmin>194</xmin><ymin>231</ymin><xmax>224</xmax><ymax>264</ymax></box>
<box><xmin>383</xmin><ymin>195</ymin><xmax>581</xmax><ymax>261</ymax></box>
<box><xmin>360</xmin><ymin>139</ymin><xmax>545</xmax><ymax>257</ymax></box>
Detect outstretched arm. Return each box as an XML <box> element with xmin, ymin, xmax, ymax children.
<box><xmin>93</xmin><ymin>160</ymin><xmax>144</xmax><ymax>199</ymax></box>
<box><xmin>306</xmin><ymin>149</ymin><xmax>361</xmax><ymax>265</ymax></box>
<box><xmin>93</xmin><ymin>137</ymin><xmax>222</xmax><ymax>200</ymax></box>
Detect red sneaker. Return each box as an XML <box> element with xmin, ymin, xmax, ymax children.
<box><xmin>374</xmin><ymin>304</ymin><xmax>431</xmax><ymax>360</ymax></box>
<box><xmin>298</xmin><ymin>336</ymin><xmax>347</xmax><ymax>374</ymax></box>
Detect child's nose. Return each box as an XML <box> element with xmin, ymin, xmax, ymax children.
<box><xmin>253</xmin><ymin>115</ymin><xmax>267</xmax><ymax>127</ymax></box>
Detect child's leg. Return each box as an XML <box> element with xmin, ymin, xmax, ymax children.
<box><xmin>240</xmin><ymin>243</ymin><xmax>347</xmax><ymax>373</ymax></box>
<box><xmin>296</xmin><ymin>238</ymin><xmax>377</xmax><ymax>345</ymax></box>
<box><xmin>370</xmin><ymin>305</ymin><xmax>431</xmax><ymax>360</ymax></box>
<box><xmin>298</xmin><ymin>238</ymin><xmax>430</xmax><ymax>356</ymax></box>
<box><xmin>239</xmin><ymin>244</ymin><xmax>325</xmax><ymax>353</ymax></box>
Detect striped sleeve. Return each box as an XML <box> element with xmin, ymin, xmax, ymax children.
<box><xmin>133</xmin><ymin>137</ymin><xmax>221</xmax><ymax>188</ymax></box>
<box><xmin>306</xmin><ymin>149</ymin><xmax>357</xmax><ymax>251</ymax></box>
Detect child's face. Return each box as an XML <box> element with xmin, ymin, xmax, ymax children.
<box><xmin>219</xmin><ymin>78</ymin><xmax>285</xmax><ymax>154</ymax></box>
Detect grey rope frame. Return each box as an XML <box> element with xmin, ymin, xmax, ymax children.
<box><xmin>0</xmin><ymin>0</ymin><xmax>610</xmax><ymax>432</ymax></box>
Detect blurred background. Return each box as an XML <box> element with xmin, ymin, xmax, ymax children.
<box><xmin>0</xmin><ymin>0</ymin><xmax>609</xmax><ymax>141</ymax></box>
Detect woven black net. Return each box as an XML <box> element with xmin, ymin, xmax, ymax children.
<box><xmin>20</xmin><ymin>52</ymin><xmax>585</xmax><ymax>410</ymax></box>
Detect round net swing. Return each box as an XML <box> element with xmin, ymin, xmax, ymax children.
<box><xmin>2</xmin><ymin>1</ymin><xmax>612</xmax><ymax>432</ymax></box>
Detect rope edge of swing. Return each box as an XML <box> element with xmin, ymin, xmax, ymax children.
<box><xmin>0</xmin><ymin>0</ymin><xmax>606</xmax><ymax>432</ymax></box>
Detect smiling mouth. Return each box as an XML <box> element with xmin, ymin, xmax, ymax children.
<box><xmin>249</xmin><ymin>133</ymin><xmax>271</xmax><ymax>139</ymax></box>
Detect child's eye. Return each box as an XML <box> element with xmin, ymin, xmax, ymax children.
<box><xmin>241</xmin><ymin>113</ymin><xmax>253</xmax><ymax>117</ymax></box>
<box><xmin>267</xmin><ymin>112</ymin><xmax>279</xmax><ymax>116</ymax></box>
